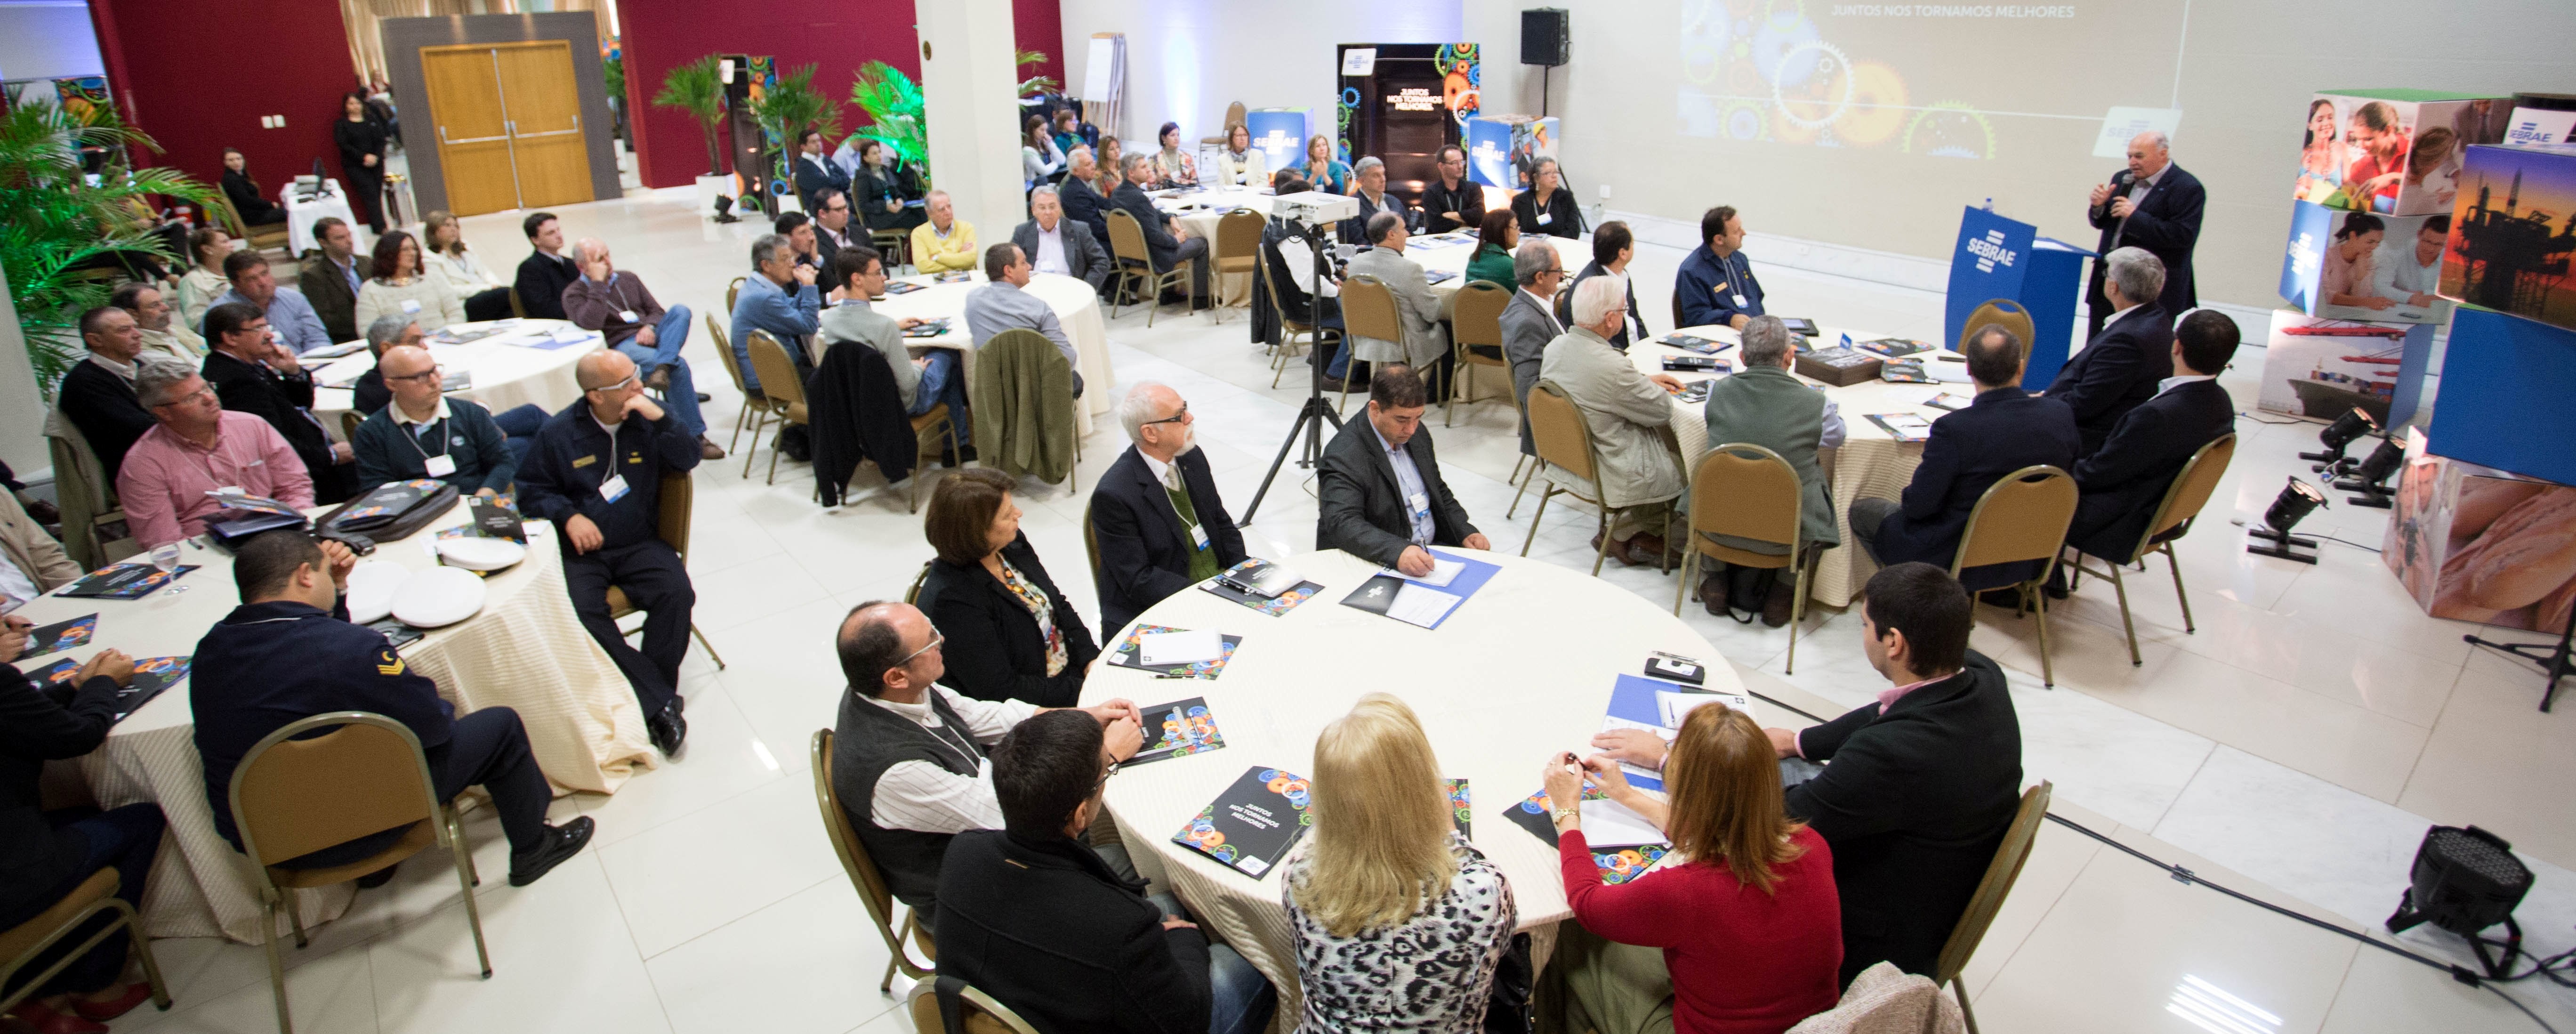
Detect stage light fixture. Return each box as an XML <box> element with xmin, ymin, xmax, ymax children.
<box><xmin>2302</xmin><ymin>407</ymin><xmax>2377</xmax><ymax>466</ymax></box>
<box><xmin>710</xmin><ymin>194</ymin><xmax>739</xmax><ymax>224</ymax></box>
<box><xmin>2386</xmin><ymin>824</ymin><xmax>2533</xmax><ymax>980</ymax></box>
<box><xmin>2246</xmin><ymin>477</ymin><xmax>2327</xmax><ymax>564</ymax></box>
<box><xmin>2336</xmin><ymin>434</ymin><xmax>2406</xmax><ymax>508</ymax></box>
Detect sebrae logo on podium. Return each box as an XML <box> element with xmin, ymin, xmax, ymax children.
<box><xmin>1470</xmin><ymin>139</ymin><xmax>1509</xmax><ymax>167</ymax></box>
<box><xmin>2286</xmin><ymin>231</ymin><xmax>2320</xmax><ymax>282</ymax></box>
<box><xmin>1964</xmin><ymin>229</ymin><xmax>2018</xmax><ymax>273</ymax></box>
<box><xmin>1254</xmin><ymin>128</ymin><xmax>1296</xmax><ymax>154</ymax></box>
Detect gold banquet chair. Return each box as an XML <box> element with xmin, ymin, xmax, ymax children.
<box><xmin>1949</xmin><ymin>466</ymin><xmax>2080</xmax><ymax>687</ymax></box>
<box><xmin>1932</xmin><ymin>781</ymin><xmax>2053</xmax><ymax>1034</ymax></box>
<box><xmin>907</xmin><ymin>978</ymin><xmax>1043</xmax><ymax>1034</ymax></box>
<box><xmin>1519</xmin><ymin>379</ymin><xmax>1675</xmax><ymax>577</ymax></box>
<box><xmin>1105</xmin><ymin>208</ymin><xmax>1194</xmax><ymax>325</ymax></box>
<box><xmin>744</xmin><ymin>330</ymin><xmax>812</xmax><ymax>484</ymax></box>
<box><xmin>1959</xmin><ymin>298</ymin><xmax>2035</xmax><ymax>354</ymax></box>
<box><xmin>230</xmin><ymin>712</ymin><xmax>491</xmax><ymax>1034</ymax></box>
<box><xmin>0</xmin><ymin>870</ymin><xmax>171</xmax><ymax>1020</ymax></box>
<box><xmin>1675</xmin><ymin>443</ymin><xmax>1821</xmax><ymax>672</ymax></box>
<box><xmin>812</xmin><ymin>728</ymin><xmax>937</xmax><ymax>993</ymax></box>
<box><xmin>607</xmin><ymin>470</ymin><xmax>725</xmax><ymax>669</ymax></box>
<box><xmin>706</xmin><ymin>313</ymin><xmax>776</xmax><ymax>455</ymax></box>
<box><xmin>1210</xmin><ymin>208</ymin><xmax>1266</xmax><ymax>324</ymax></box>
<box><xmin>1336</xmin><ymin>275</ymin><xmax>1403</xmax><ymax>415</ymax></box>
<box><xmin>2066</xmin><ymin>434</ymin><xmax>2237</xmax><ymax>666</ymax></box>
<box><xmin>1447</xmin><ymin>281</ymin><xmax>1512</xmax><ymax>427</ymax></box>
<box><xmin>1257</xmin><ymin>252</ymin><xmax>1340</xmax><ymax>390</ymax></box>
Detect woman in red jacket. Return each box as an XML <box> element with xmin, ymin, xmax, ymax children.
<box><xmin>1543</xmin><ymin>703</ymin><xmax>1842</xmax><ymax>1034</ymax></box>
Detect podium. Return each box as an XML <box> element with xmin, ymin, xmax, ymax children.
<box><xmin>1944</xmin><ymin>207</ymin><xmax>2094</xmax><ymax>388</ymax></box>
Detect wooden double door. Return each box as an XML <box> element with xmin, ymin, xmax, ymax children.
<box><xmin>423</xmin><ymin>40</ymin><xmax>593</xmax><ymax>216</ymax></box>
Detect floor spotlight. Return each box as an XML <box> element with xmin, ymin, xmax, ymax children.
<box><xmin>710</xmin><ymin>194</ymin><xmax>739</xmax><ymax>224</ymax></box>
<box><xmin>2335</xmin><ymin>434</ymin><xmax>2406</xmax><ymax>508</ymax></box>
<box><xmin>2302</xmin><ymin>407</ymin><xmax>2378</xmax><ymax>467</ymax></box>
<box><xmin>2386</xmin><ymin>825</ymin><xmax>2533</xmax><ymax>980</ymax></box>
<box><xmin>2247</xmin><ymin>477</ymin><xmax>2328</xmax><ymax>564</ymax></box>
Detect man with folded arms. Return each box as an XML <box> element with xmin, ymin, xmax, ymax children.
<box><xmin>562</xmin><ymin>237</ymin><xmax>722</xmax><ymax>459</ymax></box>
<box><xmin>910</xmin><ymin>191</ymin><xmax>980</xmax><ymax>275</ymax></box>
<box><xmin>831</xmin><ymin>600</ymin><xmax>1143</xmax><ymax>933</ymax></box>
<box><xmin>210</xmin><ymin>251</ymin><xmax>332</xmax><ymax>355</ymax></box>
<box><xmin>1315</xmin><ymin>364</ymin><xmax>1489</xmax><ymax>574</ymax></box>
<box><xmin>115</xmin><ymin>356</ymin><xmax>312</xmax><ymax>549</ymax></box>
<box><xmin>350</xmin><ymin>345</ymin><xmax>516</xmax><ymax>496</ymax></box>
<box><xmin>58</xmin><ymin>306</ymin><xmax>159</xmax><ymax>482</ymax></box>
<box><xmin>193</xmin><ymin>529</ymin><xmax>594</xmax><ymax>889</ymax></box>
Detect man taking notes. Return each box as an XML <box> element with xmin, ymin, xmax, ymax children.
<box><xmin>1316</xmin><ymin>364</ymin><xmax>1491</xmax><ymax>574</ymax></box>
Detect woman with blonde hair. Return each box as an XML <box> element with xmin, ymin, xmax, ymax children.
<box><xmin>1284</xmin><ymin>694</ymin><xmax>1514</xmax><ymax>1033</ymax></box>
<box><xmin>1300</xmin><ymin>134</ymin><xmax>1351</xmax><ymax>195</ymax></box>
<box><xmin>419</xmin><ymin>210</ymin><xmax>515</xmax><ymax>321</ymax></box>
<box><xmin>1543</xmin><ymin>702</ymin><xmax>1840</xmax><ymax>1034</ymax></box>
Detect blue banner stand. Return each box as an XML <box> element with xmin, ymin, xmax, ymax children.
<box><xmin>1944</xmin><ymin>207</ymin><xmax>2094</xmax><ymax>388</ymax></box>
<box><xmin>2427</xmin><ymin>307</ymin><xmax>2576</xmax><ymax>485</ymax></box>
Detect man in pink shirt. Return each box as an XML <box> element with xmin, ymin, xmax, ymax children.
<box><xmin>115</xmin><ymin>355</ymin><xmax>313</xmax><ymax>549</ymax></box>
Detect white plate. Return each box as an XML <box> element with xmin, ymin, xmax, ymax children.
<box><xmin>392</xmin><ymin>566</ymin><xmax>486</xmax><ymax>628</ymax></box>
<box><xmin>435</xmin><ymin>537</ymin><xmax>526</xmax><ymax>572</ymax></box>
<box><xmin>344</xmin><ymin>561</ymin><xmax>412</xmax><ymax>624</ymax></box>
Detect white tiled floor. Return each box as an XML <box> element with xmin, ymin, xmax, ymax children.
<box><xmin>101</xmin><ymin>189</ymin><xmax>2576</xmax><ymax>1033</ymax></box>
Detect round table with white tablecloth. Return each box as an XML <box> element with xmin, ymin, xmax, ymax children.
<box><xmin>1633</xmin><ymin>324</ymin><xmax>1970</xmax><ymax>607</ymax></box>
<box><xmin>861</xmin><ymin>270</ymin><xmax>1116</xmax><ymax>434</ymax></box>
<box><xmin>308</xmin><ymin>319</ymin><xmax>604</xmax><ymax>434</ymax></box>
<box><xmin>12</xmin><ymin>503</ymin><xmax>654</xmax><ymax>943</ymax></box>
<box><xmin>1082</xmin><ymin>548</ymin><xmax>1805</xmax><ymax>1024</ymax></box>
<box><xmin>1155</xmin><ymin>187</ymin><xmax>1275</xmax><ymax>307</ymax></box>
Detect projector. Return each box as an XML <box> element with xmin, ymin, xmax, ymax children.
<box><xmin>1274</xmin><ymin>191</ymin><xmax>1360</xmax><ymax>227</ymax></box>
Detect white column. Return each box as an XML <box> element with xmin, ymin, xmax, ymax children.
<box><xmin>0</xmin><ymin>265</ymin><xmax>50</xmax><ymax>478</ymax></box>
<box><xmin>915</xmin><ymin>0</ymin><xmax>1028</xmax><ymax>258</ymax></box>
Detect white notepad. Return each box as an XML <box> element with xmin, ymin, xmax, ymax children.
<box><xmin>1137</xmin><ymin>629</ymin><xmax>1224</xmax><ymax>666</ymax></box>
<box><xmin>1384</xmin><ymin>584</ymin><xmax>1464</xmax><ymax>627</ymax></box>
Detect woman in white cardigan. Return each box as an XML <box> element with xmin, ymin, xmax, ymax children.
<box><xmin>421</xmin><ymin>210</ymin><xmax>515</xmax><ymax>322</ymax></box>
<box><xmin>355</xmin><ymin>229</ymin><xmax>465</xmax><ymax>333</ymax></box>
<box><xmin>175</xmin><ymin>226</ymin><xmax>234</xmax><ymax>338</ymax></box>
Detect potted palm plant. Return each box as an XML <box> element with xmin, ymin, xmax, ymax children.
<box><xmin>650</xmin><ymin>54</ymin><xmax>730</xmax><ymax>213</ymax></box>
<box><xmin>0</xmin><ymin>102</ymin><xmax>212</xmax><ymax>396</ymax></box>
<box><xmin>749</xmin><ymin>63</ymin><xmax>843</xmax><ymax>210</ymax></box>
<box><xmin>848</xmin><ymin>60</ymin><xmax>927</xmax><ymax>188</ymax></box>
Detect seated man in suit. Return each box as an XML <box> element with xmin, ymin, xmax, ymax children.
<box><xmin>1674</xmin><ymin>205</ymin><xmax>1766</xmax><ymax>331</ymax></box>
<box><xmin>115</xmin><ymin>357</ymin><xmax>312</xmax><ymax>549</ymax></box>
<box><xmin>513</xmin><ymin>211</ymin><xmax>580</xmax><ymax>322</ymax></box>
<box><xmin>1593</xmin><ymin>563</ymin><xmax>2021</xmax><ymax>986</ymax></box>
<box><xmin>831</xmin><ymin>601</ymin><xmax>1143</xmax><ymax>932</ymax></box>
<box><xmin>1091</xmin><ymin>383</ymin><xmax>1248</xmax><ymax>637</ymax></box>
<box><xmin>296</xmin><ymin>217</ymin><xmax>363</xmax><ymax>344</ymax></box>
<box><xmin>514</xmin><ymin>350</ymin><xmax>701</xmax><ymax>757</ymax></box>
<box><xmin>58</xmin><ymin>305</ymin><xmax>160</xmax><ymax>482</ymax></box>
<box><xmin>1341</xmin><ymin>211</ymin><xmax>1453</xmax><ymax>391</ymax></box>
<box><xmin>2061</xmin><ymin>309</ymin><xmax>2240</xmax><ymax>579</ymax></box>
<box><xmin>1014</xmin><ymin>185</ymin><xmax>1112</xmax><ymax>292</ymax></box>
<box><xmin>1541</xmin><ymin>275</ymin><xmax>1689</xmax><ymax>568</ymax></box>
<box><xmin>1059</xmin><ymin>147</ymin><xmax>1112</xmax><ymax>248</ymax></box>
<box><xmin>1337</xmin><ymin>156</ymin><xmax>1418</xmax><ymax>245</ymax></box>
<box><xmin>1315</xmin><ymin>364</ymin><xmax>1490</xmax><ymax>574</ymax></box>
<box><xmin>811</xmin><ymin>189</ymin><xmax>856</xmax><ymax>270</ymax></box>
<box><xmin>200</xmin><ymin>302</ymin><xmax>358</xmax><ymax>504</ymax></box>
<box><xmin>729</xmin><ymin>233</ymin><xmax>823</xmax><ymax>396</ymax></box>
<box><xmin>1111</xmin><ymin>154</ymin><xmax>1211</xmax><ymax>301</ymax></box>
<box><xmin>1499</xmin><ymin>240</ymin><xmax>1568</xmax><ymax>462</ymax></box>
<box><xmin>1847</xmin><ymin>326</ymin><xmax>2078</xmax><ymax>590</ymax></box>
<box><xmin>792</xmin><ymin>128</ymin><xmax>851</xmax><ymax>213</ymax></box>
<box><xmin>775</xmin><ymin>211</ymin><xmax>826</xmax><ymax>271</ymax></box>
<box><xmin>821</xmin><ymin>245</ymin><xmax>969</xmax><ymax>447</ymax></box>
<box><xmin>562</xmin><ymin>237</ymin><xmax>719</xmax><ymax>457</ymax></box>
<box><xmin>348</xmin><ymin>314</ymin><xmax>422</xmax><ymax>417</ymax></box>
<box><xmin>937</xmin><ymin>709</ymin><xmax>1276</xmax><ymax>1034</ymax></box>
<box><xmin>2045</xmin><ymin>246</ymin><xmax>2174</xmax><ymax>458</ymax></box>
<box><xmin>963</xmin><ymin>242</ymin><xmax>1084</xmax><ymax>398</ymax></box>
<box><xmin>350</xmin><ymin>345</ymin><xmax>517</xmax><ymax>497</ymax></box>
<box><xmin>191</xmin><ymin>529</ymin><xmax>593</xmax><ymax>886</ymax></box>
<box><xmin>909</xmin><ymin>191</ymin><xmax>980</xmax><ymax>275</ymax></box>
<box><xmin>1695</xmin><ymin>315</ymin><xmax>1845</xmax><ymax>625</ymax></box>
<box><xmin>1555</xmin><ymin>220</ymin><xmax>1646</xmax><ymax>348</ymax></box>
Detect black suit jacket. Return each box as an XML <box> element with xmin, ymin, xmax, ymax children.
<box><xmin>1013</xmin><ymin>218</ymin><xmax>1113</xmax><ymax>290</ymax></box>
<box><xmin>1315</xmin><ymin>417</ymin><xmax>1477</xmax><ymax>568</ymax></box>
<box><xmin>1787</xmin><ymin>652</ymin><xmax>2023</xmax><ymax>985</ymax></box>
<box><xmin>1339</xmin><ymin>189</ymin><xmax>1419</xmax><ymax>245</ymax></box>
<box><xmin>514</xmin><ymin>250</ymin><xmax>579</xmax><ymax>321</ymax></box>
<box><xmin>1061</xmin><ymin>175</ymin><xmax>1112</xmax><ymax>247</ymax></box>
<box><xmin>57</xmin><ymin>359</ymin><xmax>156</xmax><ymax>482</ymax></box>
<box><xmin>1556</xmin><ymin>260</ymin><xmax>1646</xmax><ymax>348</ymax></box>
<box><xmin>1873</xmin><ymin>388</ymin><xmax>2078</xmax><ymax>590</ymax></box>
<box><xmin>1091</xmin><ymin>445</ymin><xmax>1247</xmax><ymax>638</ymax></box>
<box><xmin>1109</xmin><ymin>183</ymin><xmax>1187</xmax><ymax>273</ymax></box>
<box><xmin>0</xmin><ymin>663</ymin><xmax>121</xmax><ymax>925</ymax></box>
<box><xmin>2085</xmin><ymin>164</ymin><xmax>2204</xmax><ymax>334</ymax></box>
<box><xmin>936</xmin><ymin>830</ymin><xmax>1213</xmax><ymax>1034</ymax></box>
<box><xmin>2046</xmin><ymin>305</ymin><xmax>2173</xmax><ymax>458</ymax></box>
<box><xmin>918</xmin><ymin>535</ymin><xmax>1101</xmax><ymax>709</ymax></box>
<box><xmin>2069</xmin><ymin>379</ymin><xmax>2235</xmax><ymax>560</ymax></box>
<box><xmin>794</xmin><ymin>153</ymin><xmax>852</xmax><ymax>213</ymax></box>
<box><xmin>297</xmin><ymin>254</ymin><xmax>361</xmax><ymax>344</ymax></box>
<box><xmin>202</xmin><ymin>349</ymin><xmax>339</xmax><ymax>495</ymax></box>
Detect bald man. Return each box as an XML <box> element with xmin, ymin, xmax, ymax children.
<box><xmin>2084</xmin><ymin>130</ymin><xmax>2203</xmax><ymax>337</ymax></box>
<box><xmin>515</xmin><ymin>349</ymin><xmax>703</xmax><ymax>756</ymax></box>
<box><xmin>561</xmin><ymin>238</ymin><xmax>721</xmax><ymax>459</ymax></box>
<box><xmin>349</xmin><ymin>344</ymin><xmax>517</xmax><ymax>495</ymax></box>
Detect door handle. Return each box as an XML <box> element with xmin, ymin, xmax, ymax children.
<box><xmin>572</xmin><ymin>113</ymin><xmax>580</xmax><ymax>132</ymax></box>
<box><xmin>514</xmin><ymin>129</ymin><xmax>580</xmax><ymax>139</ymax></box>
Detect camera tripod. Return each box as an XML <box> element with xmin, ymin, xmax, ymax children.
<box><xmin>2465</xmin><ymin>602</ymin><xmax>2576</xmax><ymax>712</ymax></box>
<box><xmin>1241</xmin><ymin>221</ymin><xmax>1344</xmax><ymax>522</ymax></box>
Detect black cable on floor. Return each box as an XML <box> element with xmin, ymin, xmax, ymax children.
<box><xmin>1737</xmin><ymin>687</ymin><xmax>2566</xmax><ymax>1031</ymax></box>
<box><xmin>2310</xmin><ymin>533</ymin><xmax>2385</xmax><ymax>554</ymax></box>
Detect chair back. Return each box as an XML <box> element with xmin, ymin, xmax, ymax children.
<box><xmin>212</xmin><ymin>191</ymin><xmax>250</xmax><ymax>238</ymax></box>
<box><xmin>906</xmin><ymin>979</ymin><xmax>1044</xmax><ymax>1034</ymax></box>
<box><xmin>339</xmin><ymin>409</ymin><xmax>363</xmax><ymax>440</ymax></box>
<box><xmin>43</xmin><ymin>409</ymin><xmax>130</xmax><ymax>569</ymax></box>
<box><xmin>507</xmin><ymin>285</ymin><xmax>526</xmax><ymax>319</ymax></box>
<box><xmin>725</xmin><ymin>275</ymin><xmax>746</xmax><ymax>313</ymax></box>
<box><xmin>2137</xmin><ymin>434</ymin><xmax>2236</xmax><ymax>556</ymax></box>
<box><xmin>1689</xmin><ymin>443</ymin><xmax>1802</xmax><ymax>565</ymax></box>
<box><xmin>1340</xmin><ymin>275</ymin><xmax>1403</xmax><ymax>344</ymax></box>
<box><xmin>705</xmin><ymin>312</ymin><xmax>751</xmax><ymax>397</ymax></box>
<box><xmin>812</xmin><ymin>728</ymin><xmax>936</xmax><ymax>966</ymax></box>
<box><xmin>229</xmin><ymin>712</ymin><xmax>440</xmax><ymax>869</ymax></box>
<box><xmin>1933</xmin><ymin>781</ymin><xmax>2054</xmax><ymax>987</ymax></box>
<box><xmin>1452</xmin><ymin>281</ymin><xmax>1510</xmax><ymax>351</ymax></box>
<box><xmin>904</xmin><ymin>561</ymin><xmax>930</xmax><ymax>606</ymax></box>
<box><xmin>657</xmin><ymin>470</ymin><xmax>693</xmax><ymax>557</ymax></box>
<box><xmin>1951</xmin><ymin>466</ymin><xmax>2077</xmax><ymax>574</ymax></box>
<box><xmin>1959</xmin><ymin>298</ymin><xmax>2035</xmax><ymax>355</ymax></box>
<box><xmin>747</xmin><ymin>330</ymin><xmax>808</xmax><ymax>409</ymax></box>
<box><xmin>1082</xmin><ymin>501</ymin><xmax>1103</xmax><ymax>589</ymax></box>
<box><xmin>1223</xmin><ymin>101</ymin><xmax>1248</xmax><ymax>132</ymax></box>
<box><xmin>971</xmin><ymin>328</ymin><xmax>1078</xmax><ymax>483</ymax></box>
<box><xmin>1526</xmin><ymin>379</ymin><xmax>1598</xmax><ymax>485</ymax></box>
<box><xmin>1104</xmin><ymin>208</ymin><xmax>1153</xmax><ymax>270</ymax></box>
<box><xmin>1259</xmin><ymin>253</ymin><xmax>1310</xmax><ymax>333</ymax></box>
<box><xmin>1215</xmin><ymin>209</ymin><xmax>1265</xmax><ymax>267</ymax></box>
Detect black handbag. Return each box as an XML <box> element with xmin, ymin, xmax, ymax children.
<box><xmin>317</xmin><ymin>478</ymin><xmax>461</xmax><ymax>540</ymax></box>
<box><xmin>1485</xmin><ymin>930</ymin><xmax>1535</xmax><ymax>1034</ymax></box>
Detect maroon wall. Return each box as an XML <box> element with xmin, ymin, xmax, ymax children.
<box><xmin>89</xmin><ymin>0</ymin><xmax>362</xmax><ymax>202</ymax></box>
<box><xmin>616</xmin><ymin>0</ymin><xmax>1065</xmax><ymax>190</ymax></box>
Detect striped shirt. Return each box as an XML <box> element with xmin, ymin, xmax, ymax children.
<box><xmin>862</xmin><ymin>686</ymin><xmax>1038</xmax><ymax>834</ymax></box>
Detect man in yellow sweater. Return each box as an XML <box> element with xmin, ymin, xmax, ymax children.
<box><xmin>909</xmin><ymin>190</ymin><xmax>979</xmax><ymax>275</ymax></box>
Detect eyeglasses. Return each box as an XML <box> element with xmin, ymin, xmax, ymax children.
<box><xmin>153</xmin><ymin>386</ymin><xmax>217</xmax><ymax>409</ymax></box>
<box><xmin>588</xmin><ymin>373</ymin><xmax>641</xmax><ymax>395</ymax></box>
<box><xmin>896</xmin><ymin>632</ymin><xmax>945</xmax><ymax>667</ymax></box>
<box><xmin>385</xmin><ymin>366</ymin><xmax>445</xmax><ymax>384</ymax></box>
<box><xmin>1142</xmin><ymin>404</ymin><xmax>1190</xmax><ymax>427</ymax></box>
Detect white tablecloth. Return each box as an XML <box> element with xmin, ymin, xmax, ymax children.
<box><xmin>310</xmin><ymin>320</ymin><xmax>604</xmax><ymax>436</ymax></box>
<box><xmin>1633</xmin><ymin>325</ymin><xmax>1966</xmax><ymax>606</ymax></box>
<box><xmin>283</xmin><ymin>179</ymin><xmax>362</xmax><ymax>256</ymax></box>
<box><xmin>1158</xmin><ymin>188</ymin><xmax>1275</xmax><ymax>307</ymax></box>
<box><xmin>863</xmin><ymin>271</ymin><xmax>1116</xmax><ymax>434</ymax></box>
<box><xmin>1083</xmin><ymin>549</ymin><xmax>1803</xmax><ymax>1022</ymax></box>
<box><xmin>19</xmin><ymin>505</ymin><xmax>654</xmax><ymax>943</ymax></box>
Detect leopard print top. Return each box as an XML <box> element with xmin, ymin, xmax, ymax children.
<box><xmin>1280</xmin><ymin>834</ymin><xmax>1517</xmax><ymax>1033</ymax></box>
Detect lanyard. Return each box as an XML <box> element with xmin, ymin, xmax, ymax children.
<box><xmin>400</xmin><ymin>415</ymin><xmax>449</xmax><ymax>460</ymax></box>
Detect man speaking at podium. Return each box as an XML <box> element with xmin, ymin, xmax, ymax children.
<box><xmin>2084</xmin><ymin>131</ymin><xmax>2203</xmax><ymax>338</ymax></box>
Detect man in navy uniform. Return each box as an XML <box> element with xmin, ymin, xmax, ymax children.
<box><xmin>192</xmin><ymin>530</ymin><xmax>592</xmax><ymax>886</ymax></box>
<box><xmin>516</xmin><ymin>350</ymin><xmax>701</xmax><ymax>757</ymax></box>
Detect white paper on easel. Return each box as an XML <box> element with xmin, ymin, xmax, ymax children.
<box><xmin>1083</xmin><ymin>37</ymin><xmax>1117</xmax><ymax>100</ymax></box>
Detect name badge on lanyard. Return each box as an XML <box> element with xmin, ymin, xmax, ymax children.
<box><xmin>599</xmin><ymin>473</ymin><xmax>630</xmax><ymax>503</ymax></box>
<box><xmin>424</xmin><ymin>454</ymin><xmax>457</xmax><ymax>477</ymax></box>
<box><xmin>1191</xmin><ymin>522</ymin><xmax>1210</xmax><ymax>550</ymax></box>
